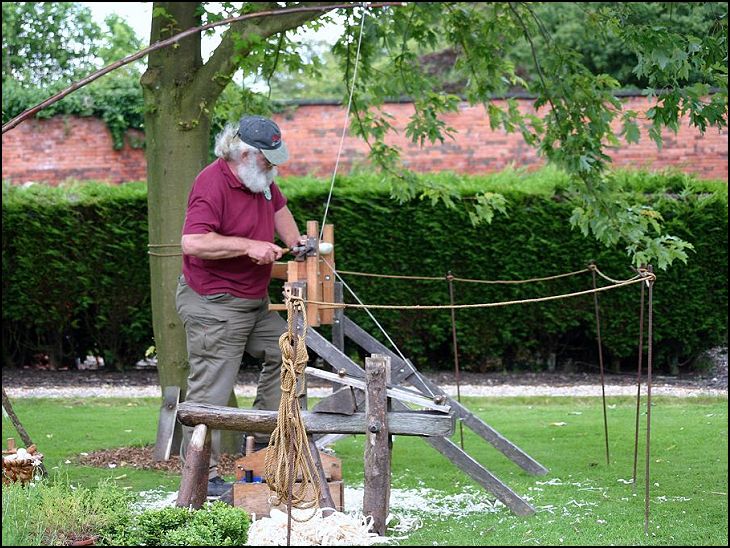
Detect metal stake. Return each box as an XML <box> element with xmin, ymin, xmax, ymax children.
<box><xmin>591</xmin><ymin>266</ymin><xmax>610</xmax><ymax>466</ymax></box>
<box><xmin>447</xmin><ymin>272</ymin><xmax>465</xmax><ymax>450</ymax></box>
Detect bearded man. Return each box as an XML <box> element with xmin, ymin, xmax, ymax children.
<box><xmin>175</xmin><ymin>115</ymin><xmax>303</xmax><ymax>497</ymax></box>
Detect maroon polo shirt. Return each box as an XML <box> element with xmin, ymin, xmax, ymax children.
<box><xmin>182</xmin><ymin>158</ymin><xmax>287</xmax><ymax>299</ymax></box>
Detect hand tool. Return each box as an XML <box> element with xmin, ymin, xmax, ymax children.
<box><xmin>281</xmin><ymin>241</ymin><xmax>334</xmax><ymax>261</ymax></box>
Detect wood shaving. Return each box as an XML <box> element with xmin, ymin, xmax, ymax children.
<box><xmin>246</xmin><ymin>508</ymin><xmax>396</xmax><ymax>546</ymax></box>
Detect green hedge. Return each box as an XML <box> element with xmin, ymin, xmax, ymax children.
<box><xmin>2</xmin><ymin>169</ymin><xmax>727</xmax><ymax>373</ymax></box>
<box><xmin>2</xmin><ymin>182</ymin><xmax>151</xmax><ymax>369</ymax></box>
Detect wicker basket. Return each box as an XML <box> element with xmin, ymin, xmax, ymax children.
<box><xmin>2</xmin><ymin>442</ymin><xmax>43</xmax><ymax>485</ymax></box>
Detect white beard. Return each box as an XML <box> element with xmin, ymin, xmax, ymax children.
<box><xmin>236</xmin><ymin>154</ymin><xmax>277</xmax><ymax>193</ymax></box>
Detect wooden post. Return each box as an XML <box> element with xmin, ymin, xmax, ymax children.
<box><xmin>154</xmin><ymin>386</ymin><xmax>180</xmax><ymax>461</ymax></box>
<box><xmin>289</xmin><ymin>282</ymin><xmax>308</xmax><ymax>411</ymax></box>
<box><xmin>278</xmin><ymin>220</ymin><xmax>334</xmax><ymax>325</ymax></box>
<box><xmin>177</xmin><ymin>423</ymin><xmax>211</xmax><ymax>509</ymax></box>
<box><xmin>320</xmin><ymin>223</ymin><xmax>336</xmax><ymax>325</ymax></box>
<box><xmin>363</xmin><ymin>354</ymin><xmax>391</xmax><ymax>536</ymax></box>
<box><xmin>331</xmin><ymin>282</ymin><xmax>345</xmax><ymax>351</ymax></box>
<box><xmin>306</xmin><ymin>220</ymin><xmax>321</xmax><ymax>327</ymax></box>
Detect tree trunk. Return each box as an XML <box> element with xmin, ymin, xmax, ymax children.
<box><xmin>142</xmin><ymin>3</ymin><xmax>209</xmax><ymax>398</ymax></box>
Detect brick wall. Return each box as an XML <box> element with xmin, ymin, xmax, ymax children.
<box><xmin>2</xmin><ymin>117</ymin><xmax>147</xmax><ymax>185</ymax></box>
<box><xmin>2</xmin><ymin>96</ymin><xmax>727</xmax><ymax>185</ymax></box>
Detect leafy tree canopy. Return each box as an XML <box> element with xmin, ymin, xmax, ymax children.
<box><xmin>2</xmin><ymin>3</ymin><xmax>145</xmax><ymax>147</ymax></box>
<box><xmin>2</xmin><ymin>2</ymin><xmax>143</xmax><ymax>88</ymax></box>
<box><xmin>328</xmin><ymin>2</ymin><xmax>727</xmax><ymax>268</ymax></box>
<box><xmin>264</xmin><ymin>3</ymin><xmax>728</xmax><ymax>99</ymax></box>
<box><xmin>512</xmin><ymin>2</ymin><xmax>728</xmax><ymax>90</ymax></box>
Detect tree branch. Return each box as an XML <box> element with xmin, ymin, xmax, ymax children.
<box><xmin>192</xmin><ymin>2</ymin><xmax>341</xmax><ymax>106</ymax></box>
<box><xmin>2</xmin><ymin>2</ymin><xmax>403</xmax><ymax>134</ymax></box>
<box><xmin>507</xmin><ymin>2</ymin><xmax>559</xmax><ymax>123</ymax></box>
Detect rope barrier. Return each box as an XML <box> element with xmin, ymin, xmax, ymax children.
<box><xmin>337</xmin><ymin>269</ymin><xmax>446</xmax><ymax>281</ymax></box>
<box><xmin>148</xmin><ymin>252</ymin><xmax>183</xmax><ymax>257</ymax></box>
<box><xmin>264</xmin><ymin>295</ymin><xmax>321</xmax><ymax>516</ymax></box>
<box><xmin>302</xmin><ymin>272</ymin><xmax>655</xmax><ymax>310</ymax></box>
<box><xmin>336</xmin><ymin>267</ymin><xmax>593</xmax><ymax>284</ymax></box>
<box><xmin>147</xmin><ymin>243</ymin><xmax>182</xmax><ymax>257</ymax></box>
<box><xmin>451</xmin><ymin>268</ymin><xmax>593</xmax><ymax>284</ymax></box>
<box><xmin>589</xmin><ymin>262</ymin><xmax>645</xmax><ymax>285</ymax></box>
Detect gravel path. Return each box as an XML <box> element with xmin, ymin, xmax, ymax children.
<box><xmin>3</xmin><ymin>347</ymin><xmax>726</xmax><ymax>399</ymax></box>
<box><xmin>3</xmin><ymin>382</ymin><xmax>726</xmax><ymax>399</ymax></box>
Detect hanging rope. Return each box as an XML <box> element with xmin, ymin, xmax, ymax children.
<box><xmin>319</xmin><ymin>7</ymin><xmax>368</xmax><ymax>240</ymax></box>
<box><xmin>321</xmin><ymin>256</ymin><xmax>427</xmax><ymax>396</ymax></box>
<box><xmin>264</xmin><ymin>294</ymin><xmax>321</xmax><ymax>516</ymax></box>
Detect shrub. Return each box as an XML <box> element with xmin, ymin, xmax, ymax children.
<box><xmin>1</xmin><ymin>477</ymin><xmax>134</xmax><ymax>546</ymax></box>
<box><xmin>100</xmin><ymin>502</ymin><xmax>250</xmax><ymax>546</ymax></box>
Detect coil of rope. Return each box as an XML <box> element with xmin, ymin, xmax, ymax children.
<box><xmin>264</xmin><ymin>295</ymin><xmax>321</xmax><ymax>517</ymax></box>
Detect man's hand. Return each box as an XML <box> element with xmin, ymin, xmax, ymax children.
<box><xmin>247</xmin><ymin>241</ymin><xmax>283</xmax><ymax>265</ymax></box>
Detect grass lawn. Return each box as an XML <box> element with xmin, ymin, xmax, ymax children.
<box><xmin>2</xmin><ymin>394</ymin><xmax>727</xmax><ymax>545</ymax></box>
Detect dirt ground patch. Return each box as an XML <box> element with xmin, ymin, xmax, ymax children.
<box><xmin>78</xmin><ymin>445</ymin><xmax>240</xmax><ymax>476</ymax></box>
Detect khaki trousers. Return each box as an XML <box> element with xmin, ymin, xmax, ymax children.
<box><xmin>175</xmin><ymin>276</ymin><xmax>285</xmax><ymax>479</ymax></box>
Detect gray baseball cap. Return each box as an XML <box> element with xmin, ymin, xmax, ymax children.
<box><xmin>237</xmin><ymin>115</ymin><xmax>289</xmax><ymax>165</ymax></box>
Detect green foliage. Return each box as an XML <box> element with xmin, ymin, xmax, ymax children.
<box><xmin>1</xmin><ymin>3</ymin><xmax>144</xmax><ymax>149</ymax></box>
<box><xmin>335</xmin><ymin>2</ymin><xmax>728</xmax><ymax>269</ymax></box>
<box><xmin>1</xmin><ymin>477</ymin><xmax>134</xmax><ymax>546</ymax></box>
<box><xmin>267</xmin><ymin>42</ymin><xmax>347</xmax><ymax>100</ymax></box>
<box><xmin>2</xmin><ymin>169</ymin><xmax>726</xmax><ymax>373</ymax></box>
<box><xmin>100</xmin><ymin>502</ymin><xmax>250</xmax><ymax>546</ymax></box>
<box><xmin>5</xmin><ymin>2</ymin><xmax>725</xmax><ymax>270</ymax></box>
<box><xmin>96</xmin><ymin>14</ymin><xmax>144</xmax><ymax>67</ymax></box>
<box><xmin>1</xmin><ymin>2</ymin><xmax>144</xmax><ymax>86</ymax></box>
<box><xmin>2</xmin><ymin>73</ymin><xmax>146</xmax><ymax>150</ymax></box>
<box><xmin>509</xmin><ymin>3</ymin><xmax>728</xmax><ymax>90</ymax></box>
<box><xmin>1</xmin><ymin>470</ymin><xmax>248</xmax><ymax>546</ymax></box>
<box><xmin>1</xmin><ymin>2</ymin><xmax>102</xmax><ymax>87</ymax></box>
<box><xmin>2</xmin><ymin>181</ymin><xmax>151</xmax><ymax>369</ymax></box>
<box><xmin>254</xmin><ymin>3</ymin><xmax>726</xmax><ymax>102</ymax></box>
